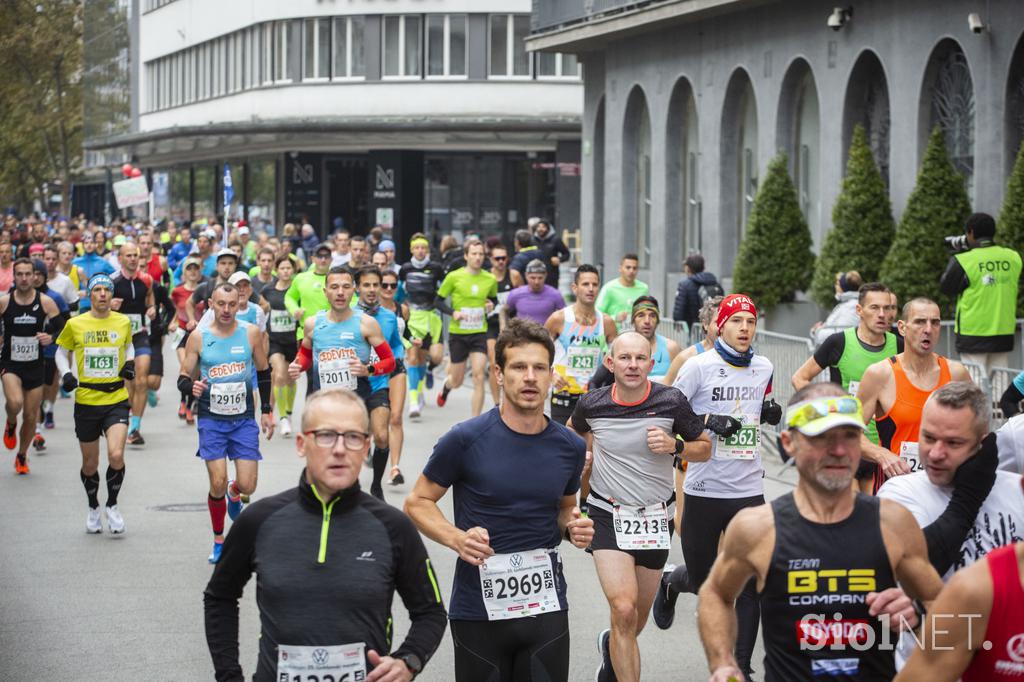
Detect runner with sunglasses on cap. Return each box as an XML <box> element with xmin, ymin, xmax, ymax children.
<box><xmin>55</xmin><ymin>274</ymin><xmax>135</xmax><ymax>533</ymax></box>
<box><xmin>400</xmin><ymin>234</ymin><xmax>445</xmax><ymax>418</ymax></box>
<box><xmin>699</xmin><ymin>383</ymin><xmax>943</xmax><ymax>682</ymax></box>
<box><xmin>656</xmin><ymin>294</ymin><xmax>782</xmax><ymax>682</ymax></box>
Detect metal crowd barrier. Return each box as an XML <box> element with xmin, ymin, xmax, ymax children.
<box><xmin>991</xmin><ymin>367</ymin><xmax>1024</xmax><ymax>423</ymax></box>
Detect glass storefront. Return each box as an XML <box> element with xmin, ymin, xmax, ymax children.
<box><xmin>423</xmin><ymin>152</ymin><xmax>555</xmax><ymax>248</ymax></box>
<box><xmin>247</xmin><ymin>158</ymin><xmax>277</xmax><ymax>234</ymax></box>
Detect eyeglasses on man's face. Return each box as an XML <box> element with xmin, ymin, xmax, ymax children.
<box><xmin>303</xmin><ymin>429</ymin><xmax>369</xmax><ymax>450</ymax></box>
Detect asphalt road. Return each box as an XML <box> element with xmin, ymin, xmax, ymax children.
<box><xmin>0</xmin><ymin>352</ymin><xmax>797</xmax><ymax>681</ymax></box>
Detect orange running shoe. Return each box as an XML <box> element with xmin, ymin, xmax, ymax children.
<box><xmin>14</xmin><ymin>454</ymin><xmax>29</xmax><ymax>475</ymax></box>
<box><xmin>3</xmin><ymin>421</ymin><xmax>16</xmax><ymax>450</ymax></box>
<box><xmin>185</xmin><ymin>407</ymin><xmax>195</xmax><ymax>425</ymax></box>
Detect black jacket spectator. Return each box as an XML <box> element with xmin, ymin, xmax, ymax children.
<box><xmin>673</xmin><ymin>271</ymin><xmax>720</xmax><ymax>325</ymax></box>
<box><xmin>534</xmin><ymin>224</ymin><xmax>571</xmax><ymax>288</ymax></box>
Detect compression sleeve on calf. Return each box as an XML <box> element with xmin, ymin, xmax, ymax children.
<box><xmin>256</xmin><ymin>368</ymin><xmax>272</xmax><ymax>413</ymax></box>
<box><xmin>295</xmin><ymin>343</ymin><xmax>313</xmax><ymax>372</ymax></box>
<box><xmin>55</xmin><ymin>346</ymin><xmax>72</xmax><ymax>376</ymax></box>
<box><xmin>371</xmin><ymin>342</ymin><xmax>395</xmax><ymax>375</ymax></box>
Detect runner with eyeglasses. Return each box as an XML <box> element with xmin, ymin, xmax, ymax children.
<box><xmin>178</xmin><ymin>282</ymin><xmax>275</xmax><ymax>563</ymax></box>
<box><xmin>204</xmin><ymin>389</ymin><xmax>447</xmax><ymax>682</ymax></box>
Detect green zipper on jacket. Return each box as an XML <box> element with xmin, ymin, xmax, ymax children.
<box><xmin>309</xmin><ymin>483</ymin><xmax>338</xmax><ymax>564</ymax></box>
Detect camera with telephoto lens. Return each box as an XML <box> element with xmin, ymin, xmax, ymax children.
<box><xmin>944</xmin><ymin>234</ymin><xmax>971</xmax><ymax>253</ymax></box>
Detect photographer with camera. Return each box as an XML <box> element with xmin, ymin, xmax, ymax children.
<box><xmin>939</xmin><ymin>212</ymin><xmax>1022</xmax><ymax>374</ymax></box>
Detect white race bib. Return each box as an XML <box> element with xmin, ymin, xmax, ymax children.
<box><xmin>277</xmin><ymin>642</ymin><xmax>366</xmax><ymax>682</ymax></box>
<box><xmin>717</xmin><ymin>421</ymin><xmax>760</xmax><ymax>460</ymax></box>
<box><xmin>319</xmin><ymin>349</ymin><xmax>358</xmax><ymax>390</ymax></box>
<box><xmin>564</xmin><ymin>346</ymin><xmax>600</xmax><ymax>383</ymax></box>
<box><xmin>126</xmin><ymin>313</ymin><xmax>146</xmax><ymax>335</ymax></box>
<box><xmin>613</xmin><ymin>504</ymin><xmax>670</xmax><ymax>550</ymax></box>
<box><xmin>846</xmin><ymin>380</ymin><xmax>860</xmax><ymax>397</ymax></box>
<box><xmin>899</xmin><ymin>441</ymin><xmax>923</xmax><ymax>473</ymax></box>
<box><xmin>479</xmin><ymin>550</ymin><xmax>560</xmax><ymax>621</ymax></box>
<box><xmin>9</xmin><ymin>335</ymin><xmax>38</xmax><ymax>362</ymax></box>
<box><xmin>170</xmin><ymin>326</ymin><xmax>186</xmax><ymax>347</ymax></box>
<box><xmin>459</xmin><ymin>307</ymin><xmax>485</xmax><ymax>332</ymax></box>
<box><xmin>82</xmin><ymin>346</ymin><xmax>119</xmax><ymax>379</ymax></box>
<box><xmin>270</xmin><ymin>310</ymin><xmax>296</xmax><ymax>333</ymax></box>
<box><xmin>210</xmin><ymin>381</ymin><xmax>247</xmax><ymax>416</ymax></box>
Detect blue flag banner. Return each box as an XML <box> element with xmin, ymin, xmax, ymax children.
<box><xmin>223</xmin><ymin>163</ymin><xmax>234</xmax><ymax>246</ymax></box>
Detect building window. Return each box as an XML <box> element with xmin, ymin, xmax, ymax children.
<box><xmin>274</xmin><ymin>21</ymin><xmax>289</xmax><ymax>82</ymax></box>
<box><xmin>304</xmin><ymin>18</ymin><xmax>331</xmax><ymax>80</ymax></box>
<box><xmin>383</xmin><ymin>15</ymin><xmax>422</xmax><ymax>78</ymax></box>
<box><xmin>794</xmin><ymin>72</ymin><xmax>820</xmax><ymax>235</ymax></box>
<box><xmin>333</xmin><ymin>16</ymin><xmax>365</xmax><ymax>79</ymax></box>
<box><xmin>636</xmin><ymin>105</ymin><xmax>652</xmax><ymax>268</ymax></box>
<box><xmin>738</xmin><ymin>83</ymin><xmax>758</xmax><ymax>237</ymax></box>
<box><xmin>489</xmin><ymin>15</ymin><xmax>530</xmax><ymax>78</ymax></box>
<box><xmin>426</xmin><ymin>14</ymin><xmax>467</xmax><ymax>78</ymax></box>
<box><xmin>929</xmin><ymin>46</ymin><xmax>975</xmax><ymax>199</ymax></box>
<box><xmin>536</xmin><ymin>52</ymin><xmax>579</xmax><ymax>79</ymax></box>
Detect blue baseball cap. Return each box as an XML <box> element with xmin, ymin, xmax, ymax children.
<box><xmin>378</xmin><ymin>239</ymin><xmax>396</xmax><ymax>252</ymax></box>
<box><xmin>88</xmin><ymin>274</ymin><xmax>114</xmax><ymax>292</ymax></box>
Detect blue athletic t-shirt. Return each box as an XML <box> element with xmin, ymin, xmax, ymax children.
<box><xmin>422</xmin><ymin>407</ymin><xmax>586</xmax><ymax>621</ymax></box>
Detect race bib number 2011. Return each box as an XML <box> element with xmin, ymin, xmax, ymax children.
<box><xmin>319</xmin><ymin>349</ymin><xmax>358</xmax><ymax>391</ymax></box>
<box><xmin>479</xmin><ymin>550</ymin><xmax>560</xmax><ymax>621</ymax></box>
<box><xmin>277</xmin><ymin>641</ymin><xmax>366</xmax><ymax>682</ymax></box>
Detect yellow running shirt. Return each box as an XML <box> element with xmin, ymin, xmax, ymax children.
<box><xmin>55</xmin><ymin>312</ymin><xmax>133</xmax><ymax>405</ymax></box>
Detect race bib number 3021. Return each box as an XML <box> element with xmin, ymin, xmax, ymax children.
<box><xmin>9</xmin><ymin>336</ymin><xmax>38</xmax><ymax>362</ymax></box>
<box><xmin>277</xmin><ymin>642</ymin><xmax>366</xmax><ymax>682</ymax></box>
<box><xmin>479</xmin><ymin>550</ymin><xmax>560</xmax><ymax>621</ymax></box>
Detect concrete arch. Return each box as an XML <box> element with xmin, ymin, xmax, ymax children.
<box><xmin>776</xmin><ymin>57</ymin><xmax>821</xmax><ymax>238</ymax></box>
<box><xmin>622</xmin><ymin>85</ymin><xmax>652</xmax><ymax>264</ymax></box>
<box><xmin>720</xmin><ymin>67</ymin><xmax>758</xmax><ymax>257</ymax></box>
<box><xmin>918</xmin><ymin>37</ymin><xmax>976</xmax><ymax>198</ymax></box>
<box><xmin>1005</xmin><ymin>30</ymin><xmax>1024</xmax><ymax>176</ymax></box>
<box><xmin>842</xmin><ymin>49</ymin><xmax>891</xmax><ymax>187</ymax></box>
<box><xmin>665</xmin><ymin>76</ymin><xmax>700</xmax><ymax>261</ymax></box>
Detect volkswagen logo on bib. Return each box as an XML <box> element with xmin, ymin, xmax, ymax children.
<box><xmin>510</xmin><ymin>554</ymin><xmax>523</xmax><ymax>569</ymax></box>
<box><xmin>312</xmin><ymin>648</ymin><xmax>330</xmax><ymax>666</ymax></box>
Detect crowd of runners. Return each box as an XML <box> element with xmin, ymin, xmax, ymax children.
<box><xmin>5</xmin><ymin>212</ymin><xmax>1024</xmax><ymax>682</ymax></box>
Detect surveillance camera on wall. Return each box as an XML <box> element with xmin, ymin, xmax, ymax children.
<box><xmin>827</xmin><ymin>6</ymin><xmax>852</xmax><ymax>31</ymax></box>
<box><xmin>968</xmin><ymin>13</ymin><xmax>986</xmax><ymax>34</ymax></box>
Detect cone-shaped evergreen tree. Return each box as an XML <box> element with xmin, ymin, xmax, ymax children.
<box><xmin>733</xmin><ymin>152</ymin><xmax>815</xmax><ymax>309</ymax></box>
<box><xmin>810</xmin><ymin>125</ymin><xmax>895</xmax><ymax>308</ymax></box>
<box><xmin>879</xmin><ymin>127</ymin><xmax>970</xmax><ymax>313</ymax></box>
<box><xmin>997</xmin><ymin>139</ymin><xmax>1024</xmax><ymax>316</ymax></box>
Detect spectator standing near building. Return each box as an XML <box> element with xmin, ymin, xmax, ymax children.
<box><xmin>533</xmin><ymin>220</ymin><xmax>570</xmax><ymax>289</ymax></box>
<box><xmin>672</xmin><ymin>254</ymin><xmax>722</xmax><ymax>327</ymax></box>
<box><xmin>939</xmin><ymin>212</ymin><xmax>1023</xmax><ymax>374</ymax></box>
<box><xmin>596</xmin><ymin>254</ymin><xmax>648</xmax><ymax>328</ymax></box>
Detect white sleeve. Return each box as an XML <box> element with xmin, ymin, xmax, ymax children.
<box><xmin>997</xmin><ymin>419</ymin><xmax>1024</xmax><ymax>474</ymax></box>
<box><xmin>55</xmin><ymin>346</ymin><xmax>72</xmax><ymax>376</ymax></box>
<box><xmin>876</xmin><ymin>477</ymin><xmax>929</xmax><ymax>528</ymax></box>
<box><xmin>257</xmin><ymin>306</ymin><xmax>267</xmax><ymax>331</ymax></box>
<box><xmin>673</xmin><ymin>357</ymin><xmax>700</xmax><ymax>401</ymax></box>
<box><xmin>124</xmin><ymin>341</ymin><xmax>135</xmax><ymax>361</ymax></box>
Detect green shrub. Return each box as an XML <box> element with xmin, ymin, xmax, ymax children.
<box><xmin>733</xmin><ymin>152</ymin><xmax>815</xmax><ymax>309</ymax></box>
<box><xmin>810</xmin><ymin>125</ymin><xmax>895</xmax><ymax>308</ymax></box>
<box><xmin>997</xmin><ymin>139</ymin><xmax>1024</xmax><ymax>316</ymax></box>
<box><xmin>879</xmin><ymin>127</ymin><xmax>970</xmax><ymax>313</ymax></box>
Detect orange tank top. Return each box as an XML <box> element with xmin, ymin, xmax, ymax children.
<box><xmin>878</xmin><ymin>355</ymin><xmax>951</xmax><ymax>453</ymax></box>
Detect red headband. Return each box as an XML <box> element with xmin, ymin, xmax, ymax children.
<box><xmin>715</xmin><ymin>294</ymin><xmax>757</xmax><ymax>330</ymax></box>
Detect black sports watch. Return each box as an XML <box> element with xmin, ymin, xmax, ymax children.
<box><xmin>365</xmin><ymin>362</ymin><xmax>376</xmax><ymax>376</ymax></box>
<box><xmin>396</xmin><ymin>653</ymin><xmax>423</xmax><ymax>677</ymax></box>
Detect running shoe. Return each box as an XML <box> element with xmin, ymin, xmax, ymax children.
<box><xmin>44</xmin><ymin>411</ymin><xmax>54</xmax><ymax>429</ymax></box>
<box><xmin>105</xmin><ymin>505</ymin><xmax>125</xmax><ymax>534</ymax></box>
<box><xmin>59</xmin><ymin>387</ymin><xmax>70</xmax><ymax>399</ymax></box>
<box><xmin>208</xmin><ymin>541</ymin><xmax>224</xmax><ymax>564</ymax></box>
<box><xmin>436</xmin><ymin>391</ymin><xmax>447</xmax><ymax>408</ymax></box>
<box><xmin>595</xmin><ymin>628</ymin><xmax>617</xmax><ymax>682</ymax></box>
<box><xmin>177</xmin><ymin>401</ymin><xmax>187</xmax><ymax>420</ymax></box>
<box><xmin>147</xmin><ymin>389</ymin><xmax>158</xmax><ymax>407</ymax></box>
<box><xmin>425</xmin><ymin>370</ymin><xmax>434</xmax><ymax>390</ymax></box>
<box><xmin>126</xmin><ymin>430</ymin><xmax>145</xmax><ymax>446</ymax></box>
<box><xmin>185</xmin><ymin>407</ymin><xmax>195</xmax><ymax>425</ymax></box>
<box><xmin>227</xmin><ymin>482</ymin><xmax>245</xmax><ymax>520</ymax></box>
<box><xmin>389</xmin><ymin>467</ymin><xmax>405</xmax><ymax>486</ymax></box>
<box><xmin>32</xmin><ymin>433</ymin><xmax>45</xmax><ymax>452</ymax></box>
<box><xmin>3</xmin><ymin>421</ymin><xmax>16</xmax><ymax>450</ymax></box>
<box><xmin>408</xmin><ymin>400</ymin><xmax>421</xmax><ymax>419</ymax></box>
<box><xmin>653</xmin><ymin>564</ymin><xmax>683</xmax><ymax>630</ymax></box>
<box><xmin>370</xmin><ymin>484</ymin><xmax>384</xmax><ymax>501</ymax></box>
<box><xmin>86</xmin><ymin>508</ymin><xmax>102</xmax><ymax>534</ymax></box>
<box><xmin>418</xmin><ymin>391</ymin><xmax>425</xmax><ymax>411</ymax></box>
<box><xmin>279</xmin><ymin>416</ymin><xmax>292</xmax><ymax>438</ymax></box>
<box><xmin>14</xmin><ymin>454</ymin><xmax>29</xmax><ymax>475</ymax></box>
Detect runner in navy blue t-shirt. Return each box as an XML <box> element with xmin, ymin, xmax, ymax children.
<box><xmin>405</xmin><ymin>318</ymin><xmax>594</xmax><ymax>682</ymax></box>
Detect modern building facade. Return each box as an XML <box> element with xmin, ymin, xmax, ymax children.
<box><xmin>82</xmin><ymin>0</ymin><xmax>583</xmax><ymax>256</ymax></box>
<box><xmin>528</xmin><ymin>0</ymin><xmax>1024</xmax><ymax>308</ymax></box>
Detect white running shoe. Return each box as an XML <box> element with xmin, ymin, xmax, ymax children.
<box><xmin>408</xmin><ymin>400</ymin><xmax>421</xmax><ymax>419</ymax></box>
<box><xmin>86</xmin><ymin>508</ymin><xmax>102</xmax><ymax>534</ymax></box>
<box><xmin>418</xmin><ymin>391</ymin><xmax>426</xmax><ymax>411</ymax></box>
<box><xmin>280</xmin><ymin>416</ymin><xmax>292</xmax><ymax>438</ymax></box>
<box><xmin>105</xmin><ymin>505</ymin><xmax>125</xmax><ymax>534</ymax></box>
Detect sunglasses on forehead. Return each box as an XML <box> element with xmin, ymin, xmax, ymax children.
<box><xmin>786</xmin><ymin>396</ymin><xmax>862</xmax><ymax>430</ymax></box>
